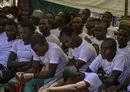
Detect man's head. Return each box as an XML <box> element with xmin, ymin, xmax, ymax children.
<box><xmin>30</xmin><ymin>10</ymin><xmax>44</xmax><ymax>26</ymax></box>
<box><xmin>10</xmin><ymin>6</ymin><xmax>18</xmax><ymax>17</ymax></box>
<box><xmin>117</xmin><ymin>28</ymin><xmax>130</xmax><ymax>48</ymax></box>
<box><xmin>86</xmin><ymin>17</ymin><xmax>95</xmax><ymax>29</ymax></box>
<box><xmin>45</xmin><ymin>12</ymin><xmax>54</xmax><ymax>25</ymax></box>
<box><xmin>39</xmin><ymin>18</ymin><xmax>51</xmax><ymax>36</ymax></box>
<box><xmin>5</xmin><ymin>20</ymin><xmax>18</xmax><ymax>40</ymax></box>
<box><xmin>71</xmin><ymin>17</ymin><xmax>84</xmax><ymax>34</ymax></box>
<box><xmin>31</xmin><ymin>34</ymin><xmax>48</xmax><ymax>56</ymax></box>
<box><xmin>60</xmin><ymin>26</ymin><xmax>78</xmax><ymax>48</ymax></box>
<box><xmin>20</xmin><ymin>21</ymin><xmax>36</xmax><ymax>41</ymax></box>
<box><xmin>21</xmin><ymin>10</ymin><xmax>30</xmax><ymax>21</ymax></box>
<box><xmin>53</xmin><ymin>15</ymin><xmax>64</xmax><ymax>29</ymax></box>
<box><xmin>93</xmin><ymin>22</ymin><xmax>107</xmax><ymax>40</ymax></box>
<box><xmin>2</xmin><ymin>6</ymin><xmax>10</xmax><ymax>15</ymax></box>
<box><xmin>0</xmin><ymin>15</ymin><xmax>8</xmax><ymax>33</ymax></box>
<box><xmin>58</xmin><ymin>11</ymin><xmax>71</xmax><ymax>26</ymax></box>
<box><xmin>63</xmin><ymin>66</ymin><xmax>81</xmax><ymax>84</ymax></box>
<box><xmin>79</xmin><ymin>8</ymin><xmax>91</xmax><ymax>24</ymax></box>
<box><xmin>57</xmin><ymin>11</ymin><xmax>64</xmax><ymax>18</ymax></box>
<box><xmin>102</xmin><ymin>12</ymin><xmax>113</xmax><ymax>27</ymax></box>
<box><xmin>86</xmin><ymin>17</ymin><xmax>95</xmax><ymax>35</ymax></box>
<box><xmin>101</xmin><ymin>38</ymin><xmax>117</xmax><ymax>61</ymax></box>
<box><xmin>119</xmin><ymin>17</ymin><xmax>130</xmax><ymax>31</ymax></box>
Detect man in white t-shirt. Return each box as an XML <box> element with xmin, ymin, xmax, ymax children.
<box><xmin>90</xmin><ymin>22</ymin><xmax>108</xmax><ymax>54</ymax></box>
<box><xmin>7</xmin><ymin>21</ymin><xmax>37</xmax><ymax>73</ymax></box>
<box><xmin>21</xmin><ymin>34</ymin><xmax>68</xmax><ymax>92</ymax></box>
<box><xmin>30</xmin><ymin>10</ymin><xmax>44</xmax><ymax>34</ymax></box>
<box><xmin>87</xmin><ymin>38</ymin><xmax>129</xmax><ymax>91</ymax></box>
<box><xmin>50</xmin><ymin>15</ymin><xmax>66</xmax><ymax>38</ymax></box>
<box><xmin>79</xmin><ymin>8</ymin><xmax>91</xmax><ymax>34</ymax></box>
<box><xmin>60</xmin><ymin>26</ymin><xmax>97</xmax><ymax>72</ymax></box>
<box><xmin>39</xmin><ymin>18</ymin><xmax>61</xmax><ymax>46</ymax></box>
<box><xmin>117</xmin><ymin>28</ymin><xmax>130</xmax><ymax>67</ymax></box>
<box><xmin>91</xmin><ymin>22</ymin><xmax>107</xmax><ymax>48</ymax></box>
<box><xmin>101</xmin><ymin>12</ymin><xmax>117</xmax><ymax>39</ymax></box>
<box><xmin>102</xmin><ymin>25</ymin><xmax>130</xmax><ymax>92</ymax></box>
<box><xmin>0</xmin><ymin>20</ymin><xmax>18</xmax><ymax>83</ymax></box>
<box><xmin>7</xmin><ymin>21</ymin><xmax>39</xmax><ymax>92</ymax></box>
<box><xmin>85</xmin><ymin>17</ymin><xmax>95</xmax><ymax>38</ymax></box>
<box><xmin>40</xmin><ymin>66</ymin><xmax>102</xmax><ymax>92</ymax></box>
<box><xmin>71</xmin><ymin>16</ymin><xmax>91</xmax><ymax>43</ymax></box>
<box><xmin>0</xmin><ymin>15</ymin><xmax>8</xmax><ymax>42</ymax></box>
<box><xmin>111</xmin><ymin>28</ymin><xmax>130</xmax><ymax>91</ymax></box>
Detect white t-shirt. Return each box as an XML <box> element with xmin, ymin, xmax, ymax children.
<box><xmin>117</xmin><ymin>45</ymin><xmax>130</xmax><ymax>67</ymax></box>
<box><xmin>50</xmin><ymin>28</ymin><xmax>61</xmax><ymax>37</ymax></box>
<box><xmin>89</xmin><ymin>52</ymin><xmax>128</xmax><ymax>83</ymax></box>
<box><xmin>128</xmin><ymin>41</ymin><xmax>130</xmax><ymax>46</ymax></box>
<box><xmin>0</xmin><ymin>32</ymin><xmax>7</xmax><ymax>43</ymax></box>
<box><xmin>84</xmin><ymin>72</ymin><xmax>102</xmax><ymax>92</ymax></box>
<box><xmin>10</xmin><ymin>40</ymin><xmax>33</xmax><ymax>62</ymax></box>
<box><xmin>68</xmin><ymin>39</ymin><xmax>97</xmax><ymax>72</ymax></box>
<box><xmin>45</xmin><ymin>34</ymin><xmax>61</xmax><ymax>46</ymax></box>
<box><xmin>83</xmin><ymin>24</ymin><xmax>88</xmax><ymax>34</ymax></box>
<box><xmin>35</xmin><ymin>26</ymin><xmax>42</xmax><ymax>34</ymax></box>
<box><xmin>107</xmin><ymin>26</ymin><xmax>117</xmax><ymax>39</ymax></box>
<box><xmin>33</xmin><ymin>42</ymin><xmax>68</xmax><ymax>76</ymax></box>
<box><xmin>79</xmin><ymin>31</ymin><xmax>90</xmax><ymax>39</ymax></box>
<box><xmin>0</xmin><ymin>39</ymin><xmax>15</xmax><ymax>67</ymax></box>
<box><xmin>91</xmin><ymin>37</ymin><xmax>104</xmax><ymax>48</ymax></box>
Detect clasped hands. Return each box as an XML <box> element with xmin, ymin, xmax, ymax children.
<box><xmin>16</xmin><ymin>72</ymin><xmax>34</xmax><ymax>82</ymax></box>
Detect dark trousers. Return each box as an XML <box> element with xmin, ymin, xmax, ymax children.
<box><xmin>0</xmin><ymin>64</ymin><xmax>15</xmax><ymax>83</ymax></box>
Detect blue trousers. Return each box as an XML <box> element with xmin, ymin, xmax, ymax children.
<box><xmin>23</xmin><ymin>75</ymin><xmax>61</xmax><ymax>92</ymax></box>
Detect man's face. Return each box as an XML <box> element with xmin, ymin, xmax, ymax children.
<box><xmin>71</xmin><ymin>17</ymin><xmax>83</xmax><ymax>34</ymax></box>
<box><xmin>100</xmin><ymin>42</ymin><xmax>113</xmax><ymax>60</ymax></box>
<box><xmin>94</xmin><ymin>26</ymin><xmax>106</xmax><ymax>40</ymax></box>
<box><xmin>21</xmin><ymin>11</ymin><xmax>30</xmax><ymax>21</ymax></box>
<box><xmin>46</xmin><ymin>13</ymin><xmax>54</xmax><ymax>23</ymax></box>
<box><xmin>39</xmin><ymin>19</ymin><xmax>50</xmax><ymax>35</ymax></box>
<box><xmin>102</xmin><ymin>13</ymin><xmax>112</xmax><ymax>24</ymax></box>
<box><xmin>79</xmin><ymin>9</ymin><xmax>89</xmax><ymax>21</ymax></box>
<box><xmin>30</xmin><ymin>16</ymin><xmax>40</xmax><ymax>26</ymax></box>
<box><xmin>60</xmin><ymin>34</ymin><xmax>75</xmax><ymax>48</ymax></box>
<box><xmin>5</xmin><ymin>25</ymin><xmax>17</xmax><ymax>39</ymax></box>
<box><xmin>19</xmin><ymin>27</ymin><xmax>32</xmax><ymax>41</ymax></box>
<box><xmin>117</xmin><ymin>29</ymin><xmax>129</xmax><ymax>47</ymax></box>
<box><xmin>86</xmin><ymin>17</ymin><xmax>95</xmax><ymax>29</ymax></box>
<box><xmin>32</xmin><ymin>44</ymin><xmax>47</xmax><ymax>56</ymax></box>
<box><xmin>53</xmin><ymin>16</ymin><xmax>62</xmax><ymax>28</ymax></box>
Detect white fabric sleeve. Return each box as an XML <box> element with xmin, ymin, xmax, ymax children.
<box><xmin>68</xmin><ymin>49</ymin><xmax>73</xmax><ymax>59</ymax></box>
<box><xmin>10</xmin><ymin>40</ymin><xmax>18</xmax><ymax>53</ymax></box>
<box><xmin>78</xmin><ymin>47</ymin><xmax>92</xmax><ymax>62</ymax></box>
<box><xmin>113</xmin><ymin>55</ymin><xmax>126</xmax><ymax>72</ymax></box>
<box><xmin>49</xmin><ymin>48</ymin><xmax>60</xmax><ymax>64</ymax></box>
<box><xmin>32</xmin><ymin>49</ymin><xmax>40</xmax><ymax>61</ymax></box>
<box><xmin>84</xmin><ymin>73</ymin><xmax>102</xmax><ymax>89</ymax></box>
<box><xmin>89</xmin><ymin>55</ymin><xmax>102</xmax><ymax>72</ymax></box>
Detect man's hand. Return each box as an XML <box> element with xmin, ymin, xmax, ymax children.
<box><xmin>67</xmin><ymin>58</ymin><xmax>77</xmax><ymax>66</ymax></box>
<box><xmin>42</xmin><ymin>88</ymin><xmax>50</xmax><ymax>92</ymax></box>
<box><xmin>23</xmin><ymin>73</ymin><xmax>34</xmax><ymax>80</ymax></box>
<box><xmin>104</xmin><ymin>86</ymin><xmax>118</xmax><ymax>92</ymax></box>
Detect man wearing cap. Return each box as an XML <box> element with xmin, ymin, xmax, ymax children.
<box><xmin>38</xmin><ymin>66</ymin><xmax>102</xmax><ymax>92</ymax></box>
<box><xmin>30</xmin><ymin>10</ymin><xmax>44</xmax><ymax>34</ymax></box>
